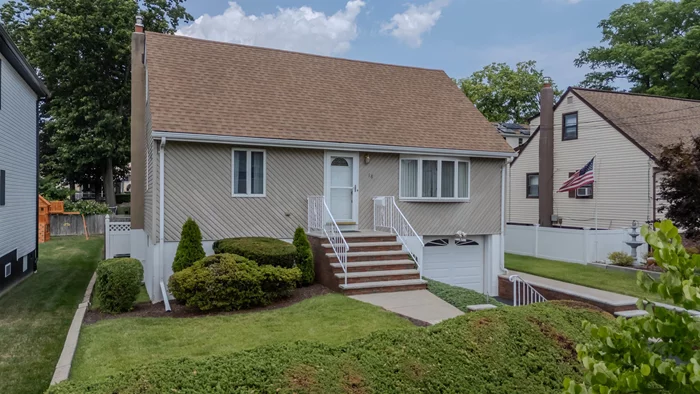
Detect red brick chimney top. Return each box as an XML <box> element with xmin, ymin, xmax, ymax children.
<box><xmin>135</xmin><ymin>15</ymin><xmax>144</xmax><ymax>33</ymax></box>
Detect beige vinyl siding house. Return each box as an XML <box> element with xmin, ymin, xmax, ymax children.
<box><xmin>508</xmin><ymin>88</ymin><xmax>698</xmax><ymax>230</ymax></box>
<box><xmin>130</xmin><ymin>29</ymin><xmax>515</xmax><ymax>302</ymax></box>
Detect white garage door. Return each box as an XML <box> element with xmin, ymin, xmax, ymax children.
<box><xmin>422</xmin><ymin>236</ymin><xmax>484</xmax><ymax>292</ymax></box>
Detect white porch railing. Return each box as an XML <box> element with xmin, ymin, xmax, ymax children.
<box><xmin>509</xmin><ymin>275</ymin><xmax>547</xmax><ymax>306</ymax></box>
<box><xmin>373</xmin><ymin>196</ymin><xmax>423</xmax><ymax>279</ymax></box>
<box><xmin>105</xmin><ymin>215</ymin><xmax>131</xmax><ymax>259</ymax></box>
<box><xmin>307</xmin><ymin>196</ymin><xmax>350</xmax><ymax>285</ymax></box>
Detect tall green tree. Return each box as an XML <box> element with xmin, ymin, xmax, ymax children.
<box><xmin>576</xmin><ymin>0</ymin><xmax>700</xmax><ymax>98</ymax></box>
<box><xmin>458</xmin><ymin>61</ymin><xmax>562</xmax><ymax>124</ymax></box>
<box><xmin>657</xmin><ymin>137</ymin><xmax>700</xmax><ymax>240</ymax></box>
<box><xmin>1</xmin><ymin>0</ymin><xmax>192</xmax><ymax>205</ymax></box>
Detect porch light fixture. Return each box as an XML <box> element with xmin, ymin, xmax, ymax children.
<box><xmin>364</xmin><ymin>153</ymin><xmax>370</xmax><ymax>164</ymax></box>
<box><xmin>455</xmin><ymin>231</ymin><xmax>468</xmax><ymax>242</ymax></box>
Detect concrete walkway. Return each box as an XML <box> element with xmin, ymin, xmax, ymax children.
<box><xmin>350</xmin><ymin>290</ymin><xmax>464</xmax><ymax>325</ymax></box>
<box><xmin>509</xmin><ymin>271</ymin><xmax>638</xmax><ymax>307</ymax></box>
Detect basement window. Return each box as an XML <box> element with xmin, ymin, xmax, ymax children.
<box><xmin>400</xmin><ymin>157</ymin><xmax>470</xmax><ymax>201</ymax></box>
<box><xmin>23</xmin><ymin>255</ymin><xmax>28</xmax><ymax>272</ymax></box>
<box><xmin>4</xmin><ymin>263</ymin><xmax>10</xmax><ymax>278</ymax></box>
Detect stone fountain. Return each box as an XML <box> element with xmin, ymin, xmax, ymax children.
<box><xmin>625</xmin><ymin>220</ymin><xmax>644</xmax><ymax>265</ymax></box>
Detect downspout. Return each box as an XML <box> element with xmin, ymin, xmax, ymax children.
<box><xmin>158</xmin><ymin>136</ymin><xmax>171</xmax><ymax>312</ymax></box>
<box><xmin>500</xmin><ymin>159</ymin><xmax>508</xmax><ymax>275</ymax></box>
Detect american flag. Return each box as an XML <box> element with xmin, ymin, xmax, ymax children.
<box><xmin>557</xmin><ymin>157</ymin><xmax>595</xmax><ymax>193</ymax></box>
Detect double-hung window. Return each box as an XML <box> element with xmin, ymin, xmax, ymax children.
<box><xmin>526</xmin><ymin>173</ymin><xmax>539</xmax><ymax>198</ymax></box>
<box><xmin>400</xmin><ymin>157</ymin><xmax>470</xmax><ymax>201</ymax></box>
<box><xmin>562</xmin><ymin>112</ymin><xmax>578</xmax><ymax>140</ymax></box>
<box><xmin>232</xmin><ymin>149</ymin><xmax>266</xmax><ymax>197</ymax></box>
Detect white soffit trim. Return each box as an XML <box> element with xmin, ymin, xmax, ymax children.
<box><xmin>151</xmin><ymin>131</ymin><xmax>517</xmax><ymax>159</ymax></box>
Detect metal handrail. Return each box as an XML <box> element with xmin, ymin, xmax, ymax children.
<box><xmin>373</xmin><ymin>196</ymin><xmax>423</xmax><ymax>279</ymax></box>
<box><xmin>509</xmin><ymin>275</ymin><xmax>547</xmax><ymax>306</ymax></box>
<box><xmin>308</xmin><ymin>196</ymin><xmax>350</xmax><ymax>285</ymax></box>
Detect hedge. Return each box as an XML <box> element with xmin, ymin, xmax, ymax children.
<box><xmin>168</xmin><ymin>254</ymin><xmax>301</xmax><ymax>311</ymax></box>
<box><xmin>48</xmin><ymin>301</ymin><xmax>612</xmax><ymax>393</ymax></box>
<box><xmin>115</xmin><ymin>194</ymin><xmax>131</xmax><ymax>204</ymax></box>
<box><xmin>213</xmin><ymin>238</ymin><xmax>297</xmax><ymax>268</ymax></box>
<box><xmin>94</xmin><ymin>258</ymin><xmax>143</xmax><ymax>314</ymax></box>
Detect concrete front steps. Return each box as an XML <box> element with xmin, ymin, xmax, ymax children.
<box><xmin>308</xmin><ymin>231</ymin><xmax>427</xmax><ymax>295</ymax></box>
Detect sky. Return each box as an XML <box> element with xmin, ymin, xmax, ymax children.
<box><xmin>172</xmin><ymin>0</ymin><xmax>633</xmax><ymax>89</ymax></box>
<box><xmin>0</xmin><ymin>0</ymin><xmax>633</xmax><ymax>88</ymax></box>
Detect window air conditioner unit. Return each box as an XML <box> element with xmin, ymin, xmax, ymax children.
<box><xmin>576</xmin><ymin>187</ymin><xmax>592</xmax><ymax>197</ymax></box>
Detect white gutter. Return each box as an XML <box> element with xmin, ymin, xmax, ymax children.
<box><xmin>151</xmin><ymin>131</ymin><xmax>517</xmax><ymax>159</ymax></box>
<box><xmin>158</xmin><ymin>137</ymin><xmax>171</xmax><ymax>312</ymax></box>
<box><xmin>500</xmin><ymin>159</ymin><xmax>508</xmax><ymax>275</ymax></box>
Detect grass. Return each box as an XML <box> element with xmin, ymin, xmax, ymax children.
<box><xmin>505</xmin><ymin>253</ymin><xmax>665</xmax><ymax>303</ymax></box>
<box><xmin>70</xmin><ymin>293</ymin><xmax>415</xmax><ymax>381</ymax></box>
<box><xmin>0</xmin><ymin>236</ymin><xmax>104</xmax><ymax>394</ymax></box>
<box><xmin>52</xmin><ymin>301</ymin><xmax>612</xmax><ymax>394</ymax></box>
<box><xmin>426</xmin><ymin>278</ymin><xmax>503</xmax><ymax>311</ymax></box>
<box><xmin>89</xmin><ymin>284</ymin><xmax>150</xmax><ymax>311</ymax></box>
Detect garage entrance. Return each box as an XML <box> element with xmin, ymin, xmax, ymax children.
<box><xmin>422</xmin><ymin>235</ymin><xmax>485</xmax><ymax>293</ymax></box>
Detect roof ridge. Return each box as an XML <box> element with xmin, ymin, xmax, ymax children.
<box><xmin>147</xmin><ymin>31</ymin><xmax>445</xmax><ymax>73</ymax></box>
<box><xmin>572</xmin><ymin>87</ymin><xmax>700</xmax><ymax>104</ymax></box>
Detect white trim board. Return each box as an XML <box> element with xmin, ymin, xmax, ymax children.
<box><xmin>151</xmin><ymin>131</ymin><xmax>517</xmax><ymax>159</ymax></box>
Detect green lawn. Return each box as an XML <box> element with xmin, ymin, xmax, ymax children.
<box><xmin>426</xmin><ymin>278</ymin><xmax>502</xmax><ymax>311</ymax></box>
<box><xmin>71</xmin><ymin>293</ymin><xmax>415</xmax><ymax>381</ymax></box>
<box><xmin>505</xmin><ymin>253</ymin><xmax>664</xmax><ymax>303</ymax></box>
<box><xmin>0</xmin><ymin>236</ymin><xmax>104</xmax><ymax>394</ymax></box>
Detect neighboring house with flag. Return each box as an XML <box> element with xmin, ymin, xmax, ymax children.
<box><xmin>508</xmin><ymin>86</ymin><xmax>700</xmax><ymax>230</ymax></box>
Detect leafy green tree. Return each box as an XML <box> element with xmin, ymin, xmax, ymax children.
<box><xmin>564</xmin><ymin>220</ymin><xmax>700</xmax><ymax>393</ymax></box>
<box><xmin>575</xmin><ymin>0</ymin><xmax>700</xmax><ymax>98</ymax></box>
<box><xmin>1</xmin><ymin>0</ymin><xmax>192</xmax><ymax>206</ymax></box>
<box><xmin>293</xmin><ymin>227</ymin><xmax>315</xmax><ymax>286</ymax></box>
<box><xmin>172</xmin><ymin>218</ymin><xmax>205</xmax><ymax>272</ymax></box>
<box><xmin>458</xmin><ymin>61</ymin><xmax>562</xmax><ymax>123</ymax></box>
<box><xmin>39</xmin><ymin>176</ymin><xmax>74</xmax><ymax>201</ymax></box>
<box><xmin>657</xmin><ymin>137</ymin><xmax>700</xmax><ymax>240</ymax></box>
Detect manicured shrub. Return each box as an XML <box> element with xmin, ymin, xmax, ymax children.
<box><xmin>213</xmin><ymin>237</ymin><xmax>297</xmax><ymax>268</ymax></box>
<box><xmin>293</xmin><ymin>227</ymin><xmax>314</xmax><ymax>286</ymax></box>
<box><xmin>47</xmin><ymin>301</ymin><xmax>612</xmax><ymax>394</ymax></box>
<box><xmin>64</xmin><ymin>199</ymin><xmax>110</xmax><ymax>215</ymax></box>
<box><xmin>172</xmin><ymin>218</ymin><xmax>206</xmax><ymax>272</ymax></box>
<box><xmin>95</xmin><ymin>258</ymin><xmax>143</xmax><ymax>314</ymax></box>
<box><xmin>607</xmin><ymin>251</ymin><xmax>635</xmax><ymax>266</ymax></box>
<box><xmin>168</xmin><ymin>254</ymin><xmax>301</xmax><ymax>311</ymax></box>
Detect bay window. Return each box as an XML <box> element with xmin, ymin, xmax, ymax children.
<box><xmin>400</xmin><ymin>157</ymin><xmax>470</xmax><ymax>201</ymax></box>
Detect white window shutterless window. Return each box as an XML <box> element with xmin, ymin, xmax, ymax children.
<box><xmin>400</xmin><ymin>157</ymin><xmax>470</xmax><ymax>201</ymax></box>
<box><xmin>232</xmin><ymin>149</ymin><xmax>266</xmax><ymax>197</ymax></box>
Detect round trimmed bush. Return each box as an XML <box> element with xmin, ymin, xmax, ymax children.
<box><xmin>168</xmin><ymin>254</ymin><xmax>301</xmax><ymax>311</ymax></box>
<box><xmin>213</xmin><ymin>237</ymin><xmax>297</xmax><ymax>268</ymax></box>
<box><xmin>95</xmin><ymin>258</ymin><xmax>143</xmax><ymax>314</ymax></box>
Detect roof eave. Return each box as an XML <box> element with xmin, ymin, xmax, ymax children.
<box><xmin>0</xmin><ymin>24</ymin><xmax>50</xmax><ymax>98</ymax></box>
<box><xmin>152</xmin><ymin>130</ymin><xmax>517</xmax><ymax>159</ymax></box>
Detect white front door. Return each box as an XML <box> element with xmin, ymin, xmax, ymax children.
<box><xmin>325</xmin><ymin>151</ymin><xmax>359</xmax><ymax>228</ymax></box>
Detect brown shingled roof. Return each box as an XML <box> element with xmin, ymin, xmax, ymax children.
<box><xmin>145</xmin><ymin>32</ymin><xmax>513</xmax><ymax>154</ymax></box>
<box><xmin>572</xmin><ymin>88</ymin><xmax>700</xmax><ymax>159</ymax></box>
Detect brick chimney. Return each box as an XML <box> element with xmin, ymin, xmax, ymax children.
<box><xmin>539</xmin><ymin>77</ymin><xmax>554</xmax><ymax>227</ymax></box>
<box><xmin>130</xmin><ymin>16</ymin><xmax>145</xmax><ymax>230</ymax></box>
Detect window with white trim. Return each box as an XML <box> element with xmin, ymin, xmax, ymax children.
<box><xmin>232</xmin><ymin>149</ymin><xmax>266</xmax><ymax>197</ymax></box>
<box><xmin>400</xmin><ymin>157</ymin><xmax>470</xmax><ymax>201</ymax></box>
<box><xmin>22</xmin><ymin>255</ymin><xmax>28</xmax><ymax>272</ymax></box>
<box><xmin>4</xmin><ymin>263</ymin><xmax>10</xmax><ymax>278</ymax></box>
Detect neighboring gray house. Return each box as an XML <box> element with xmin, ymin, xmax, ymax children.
<box><xmin>129</xmin><ymin>24</ymin><xmax>515</xmax><ymax>302</ymax></box>
<box><xmin>0</xmin><ymin>24</ymin><xmax>50</xmax><ymax>295</ymax></box>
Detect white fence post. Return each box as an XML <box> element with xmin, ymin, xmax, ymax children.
<box><xmin>534</xmin><ymin>224</ymin><xmax>540</xmax><ymax>258</ymax></box>
<box><xmin>105</xmin><ymin>215</ymin><xmax>111</xmax><ymax>259</ymax></box>
<box><xmin>583</xmin><ymin>228</ymin><xmax>590</xmax><ymax>263</ymax></box>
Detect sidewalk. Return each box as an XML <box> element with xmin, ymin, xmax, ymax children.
<box><xmin>350</xmin><ymin>290</ymin><xmax>464</xmax><ymax>325</ymax></box>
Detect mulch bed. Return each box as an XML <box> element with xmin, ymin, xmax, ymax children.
<box><xmin>84</xmin><ymin>284</ymin><xmax>331</xmax><ymax>325</ymax></box>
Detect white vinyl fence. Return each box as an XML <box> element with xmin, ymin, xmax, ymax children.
<box><xmin>105</xmin><ymin>215</ymin><xmax>131</xmax><ymax>259</ymax></box>
<box><xmin>505</xmin><ymin>224</ymin><xmax>647</xmax><ymax>264</ymax></box>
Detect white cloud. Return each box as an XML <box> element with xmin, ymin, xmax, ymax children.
<box><xmin>177</xmin><ymin>1</ymin><xmax>365</xmax><ymax>56</ymax></box>
<box><xmin>380</xmin><ymin>0</ymin><xmax>451</xmax><ymax>48</ymax></box>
